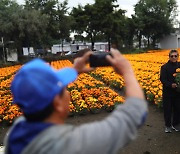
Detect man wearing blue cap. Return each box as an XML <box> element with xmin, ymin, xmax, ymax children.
<box><xmin>4</xmin><ymin>48</ymin><xmax>148</xmax><ymax>154</ymax></box>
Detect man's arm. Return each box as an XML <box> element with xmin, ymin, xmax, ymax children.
<box><xmin>66</xmin><ymin>49</ymin><xmax>148</xmax><ymax>154</ymax></box>
<box><xmin>160</xmin><ymin>65</ymin><xmax>174</xmax><ymax>88</ymax></box>
<box><xmin>106</xmin><ymin>48</ymin><xmax>144</xmax><ymax>99</ymax></box>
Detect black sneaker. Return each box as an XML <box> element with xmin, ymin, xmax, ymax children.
<box><xmin>172</xmin><ymin>125</ymin><xmax>180</xmax><ymax>132</ymax></box>
<box><xmin>165</xmin><ymin>127</ymin><xmax>172</xmax><ymax>133</ymax></box>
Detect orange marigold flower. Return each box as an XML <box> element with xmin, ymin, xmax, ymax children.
<box><xmin>176</xmin><ymin>68</ymin><xmax>180</xmax><ymax>73</ymax></box>
<box><xmin>173</xmin><ymin>73</ymin><xmax>177</xmax><ymax>77</ymax></box>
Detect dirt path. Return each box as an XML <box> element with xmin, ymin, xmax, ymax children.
<box><xmin>0</xmin><ymin>103</ymin><xmax>180</xmax><ymax>154</ymax></box>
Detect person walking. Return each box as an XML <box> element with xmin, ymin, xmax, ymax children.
<box><xmin>160</xmin><ymin>49</ymin><xmax>180</xmax><ymax>133</ymax></box>
<box><xmin>4</xmin><ymin>49</ymin><xmax>148</xmax><ymax>154</ymax></box>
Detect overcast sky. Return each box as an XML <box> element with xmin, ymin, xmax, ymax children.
<box><xmin>16</xmin><ymin>0</ymin><xmax>180</xmax><ymax>20</ymax></box>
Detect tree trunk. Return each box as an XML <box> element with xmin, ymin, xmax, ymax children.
<box><xmin>147</xmin><ymin>36</ymin><xmax>150</xmax><ymax>48</ymax></box>
<box><xmin>90</xmin><ymin>34</ymin><xmax>94</xmax><ymax>51</ymax></box>
<box><xmin>61</xmin><ymin>40</ymin><xmax>64</xmax><ymax>56</ymax></box>
<box><xmin>138</xmin><ymin>35</ymin><xmax>141</xmax><ymax>49</ymax></box>
<box><xmin>152</xmin><ymin>36</ymin><xmax>156</xmax><ymax>49</ymax></box>
<box><xmin>108</xmin><ymin>37</ymin><xmax>111</xmax><ymax>51</ymax></box>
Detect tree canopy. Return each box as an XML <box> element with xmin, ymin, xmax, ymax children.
<box><xmin>0</xmin><ymin>0</ymin><xmax>179</xmax><ymax>60</ymax></box>
<box><xmin>134</xmin><ymin>0</ymin><xmax>178</xmax><ymax>48</ymax></box>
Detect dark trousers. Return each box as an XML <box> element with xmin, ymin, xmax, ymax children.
<box><xmin>163</xmin><ymin>95</ymin><xmax>180</xmax><ymax>127</ymax></box>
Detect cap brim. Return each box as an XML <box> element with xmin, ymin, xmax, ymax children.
<box><xmin>56</xmin><ymin>68</ymin><xmax>78</xmax><ymax>87</ymax></box>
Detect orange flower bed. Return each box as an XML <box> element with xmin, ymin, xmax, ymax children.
<box><xmin>0</xmin><ymin>60</ymin><xmax>124</xmax><ymax>123</ymax></box>
<box><xmin>1</xmin><ymin>49</ymin><xmax>178</xmax><ymax>123</ymax></box>
<box><xmin>68</xmin><ymin>73</ymin><xmax>124</xmax><ymax>114</ymax></box>
<box><xmin>90</xmin><ymin>49</ymin><xmax>180</xmax><ymax>107</ymax></box>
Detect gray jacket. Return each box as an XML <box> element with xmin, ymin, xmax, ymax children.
<box><xmin>5</xmin><ymin>97</ymin><xmax>148</xmax><ymax>154</ymax></box>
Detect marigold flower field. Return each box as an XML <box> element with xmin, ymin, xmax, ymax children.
<box><xmin>0</xmin><ymin>49</ymin><xmax>179</xmax><ymax>124</ymax></box>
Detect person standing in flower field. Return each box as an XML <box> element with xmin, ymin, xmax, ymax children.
<box><xmin>160</xmin><ymin>49</ymin><xmax>180</xmax><ymax>133</ymax></box>
<box><xmin>4</xmin><ymin>49</ymin><xmax>148</xmax><ymax>154</ymax></box>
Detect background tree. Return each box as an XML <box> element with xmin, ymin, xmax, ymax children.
<box><xmin>122</xmin><ymin>17</ymin><xmax>136</xmax><ymax>50</ymax></box>
<box><xmin>56</xmin><ymin>0</ymin><xmax>73</xmax><ymax>53</ymax></box>
<box><xmin>13</xmin><ymin>9</ymin><xmax>49</xmax><ymax>53</ymax></box>
<box><xmin>25</xmin><ymin>0</ymin><xmax>72</xmax><ymax>47</ymax></box>
<box><xmin>71</xmin><ymin>0</ymin><xmax>126</xmax><ymax>50</ymax></box>
<box><xmin>0</xmin><ymin>0</ymin><xmax>22</xmax><ymax>59</ymax></box>
<box><xmin>71</xmin><ymin>4</ymin><xmax>100</xmax><ymax>50</ymax></box>
<box><xmin>134</xmin><ymin>0</ymin><xmax>178</xmax><ymax>48</ymax></box>
<box><xmin>92</xmin><ymin>0</ymin><xmax>125</xmax><ymax>50</ymax></box>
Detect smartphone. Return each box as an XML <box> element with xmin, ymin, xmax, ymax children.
<box><xmin>89</xmin><ymin>52</ymin><xmax>112</xmax><ymax>67</ymax></box>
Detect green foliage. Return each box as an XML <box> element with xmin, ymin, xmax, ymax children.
<box><xmin>121</xmin><ymin>18</ymin><xmax>136</xmax><ymax>49</ymax></box>
<box><xmin>25</xmin><ymin>0</ymin><xmax>70</xmax><ymax>44</ymax></box>
<box><xmin>56</xmin><ymin>1</ymin><xmax>73</xmax><ymax>42</ymax></box>
<box><xmin>157</xmin><ymin>100</ymin><xmax>163</xmax><ymax>108</ymax></box>
<box><xmin>71</xmin><ymin>3</ymin><xmax>100</xmax><ymax>49</ymax></box>
<box><xmin>0</xmin><ymin>0</ymin><xmax>73</xmax><ymax>56</ymax></box>
<box><xmin>0</xmin><ymin>0</ymin><xmax>178</xmax><ymax>59</ymax></box>
<box><xmin>147</xmin><ymin>93</ymin><xmax>155</xmax><ymax>102</ymax></box>
<box><xmin>175</xmin><ymin>72</ymin><xmax>180</xmax><ymax>92</ymax></box>
<box><xmin>71</xmin><ymin>0</ymin><xmax>127</xmax><ymax>49</ymax></box>
<box><xmin>14</xmin><ymin>9</ymin><xmax>49</xmax><ymax>47</ymax></box>
<box><xmin>175</xmin><ymin>73</ymin><xmax>180</xmax><ymax>84</ymax></box>
<box><xmin>0</xmin><ymin>0</ymin><xmax>21</xmax><ymax>41</ymax></box>
<box><xmin>122</xmin><ymin>48</ymin><xmax>146</xmax><ymax>54</ymax></box>
<box><xmin>134</xmin><ymin>0</ymin><xmax>178</xmax><ymax>48</ymax></box>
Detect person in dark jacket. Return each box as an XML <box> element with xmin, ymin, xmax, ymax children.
<box><xmin>160</xmin><ymin>49</ymin><xmax>180</xmax><ymax>133</ymax></box>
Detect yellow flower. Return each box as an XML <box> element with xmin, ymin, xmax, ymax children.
<box><xmin>176</xmin><ymin>68</ymin><xmax>180</xmax><ymax>73</ymax></box>
<box><xmin>173</xmin><ymin>73</ymin><xmax>177</xmax><ymax>77</ymax></box>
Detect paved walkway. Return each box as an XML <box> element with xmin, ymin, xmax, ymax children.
<box><xmin>1</xmin><ymin>104</ymin><xmax>180</xmax><ymax>154</ymax></box>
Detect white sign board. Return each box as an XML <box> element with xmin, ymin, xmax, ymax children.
<box><xmin>23</xmin><ymin>48</ymin><xmax>29</xmax><ymax>56</ymax></box>
<box><xmin>7</xmin><ymin>50</ymin><xmax>18</xmax><ymax>62</ymax></box>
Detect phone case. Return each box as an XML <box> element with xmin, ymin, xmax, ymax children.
<box><xmin>89</xmin><ymin>53</ymin><xmax>111</xmax><ymax>67</ymax></box>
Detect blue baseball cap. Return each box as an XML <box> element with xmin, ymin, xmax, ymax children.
<box><xmin>11</xmin><ymin>59</ymin><xmax>77</xmax><ymax>115</ymax></box>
